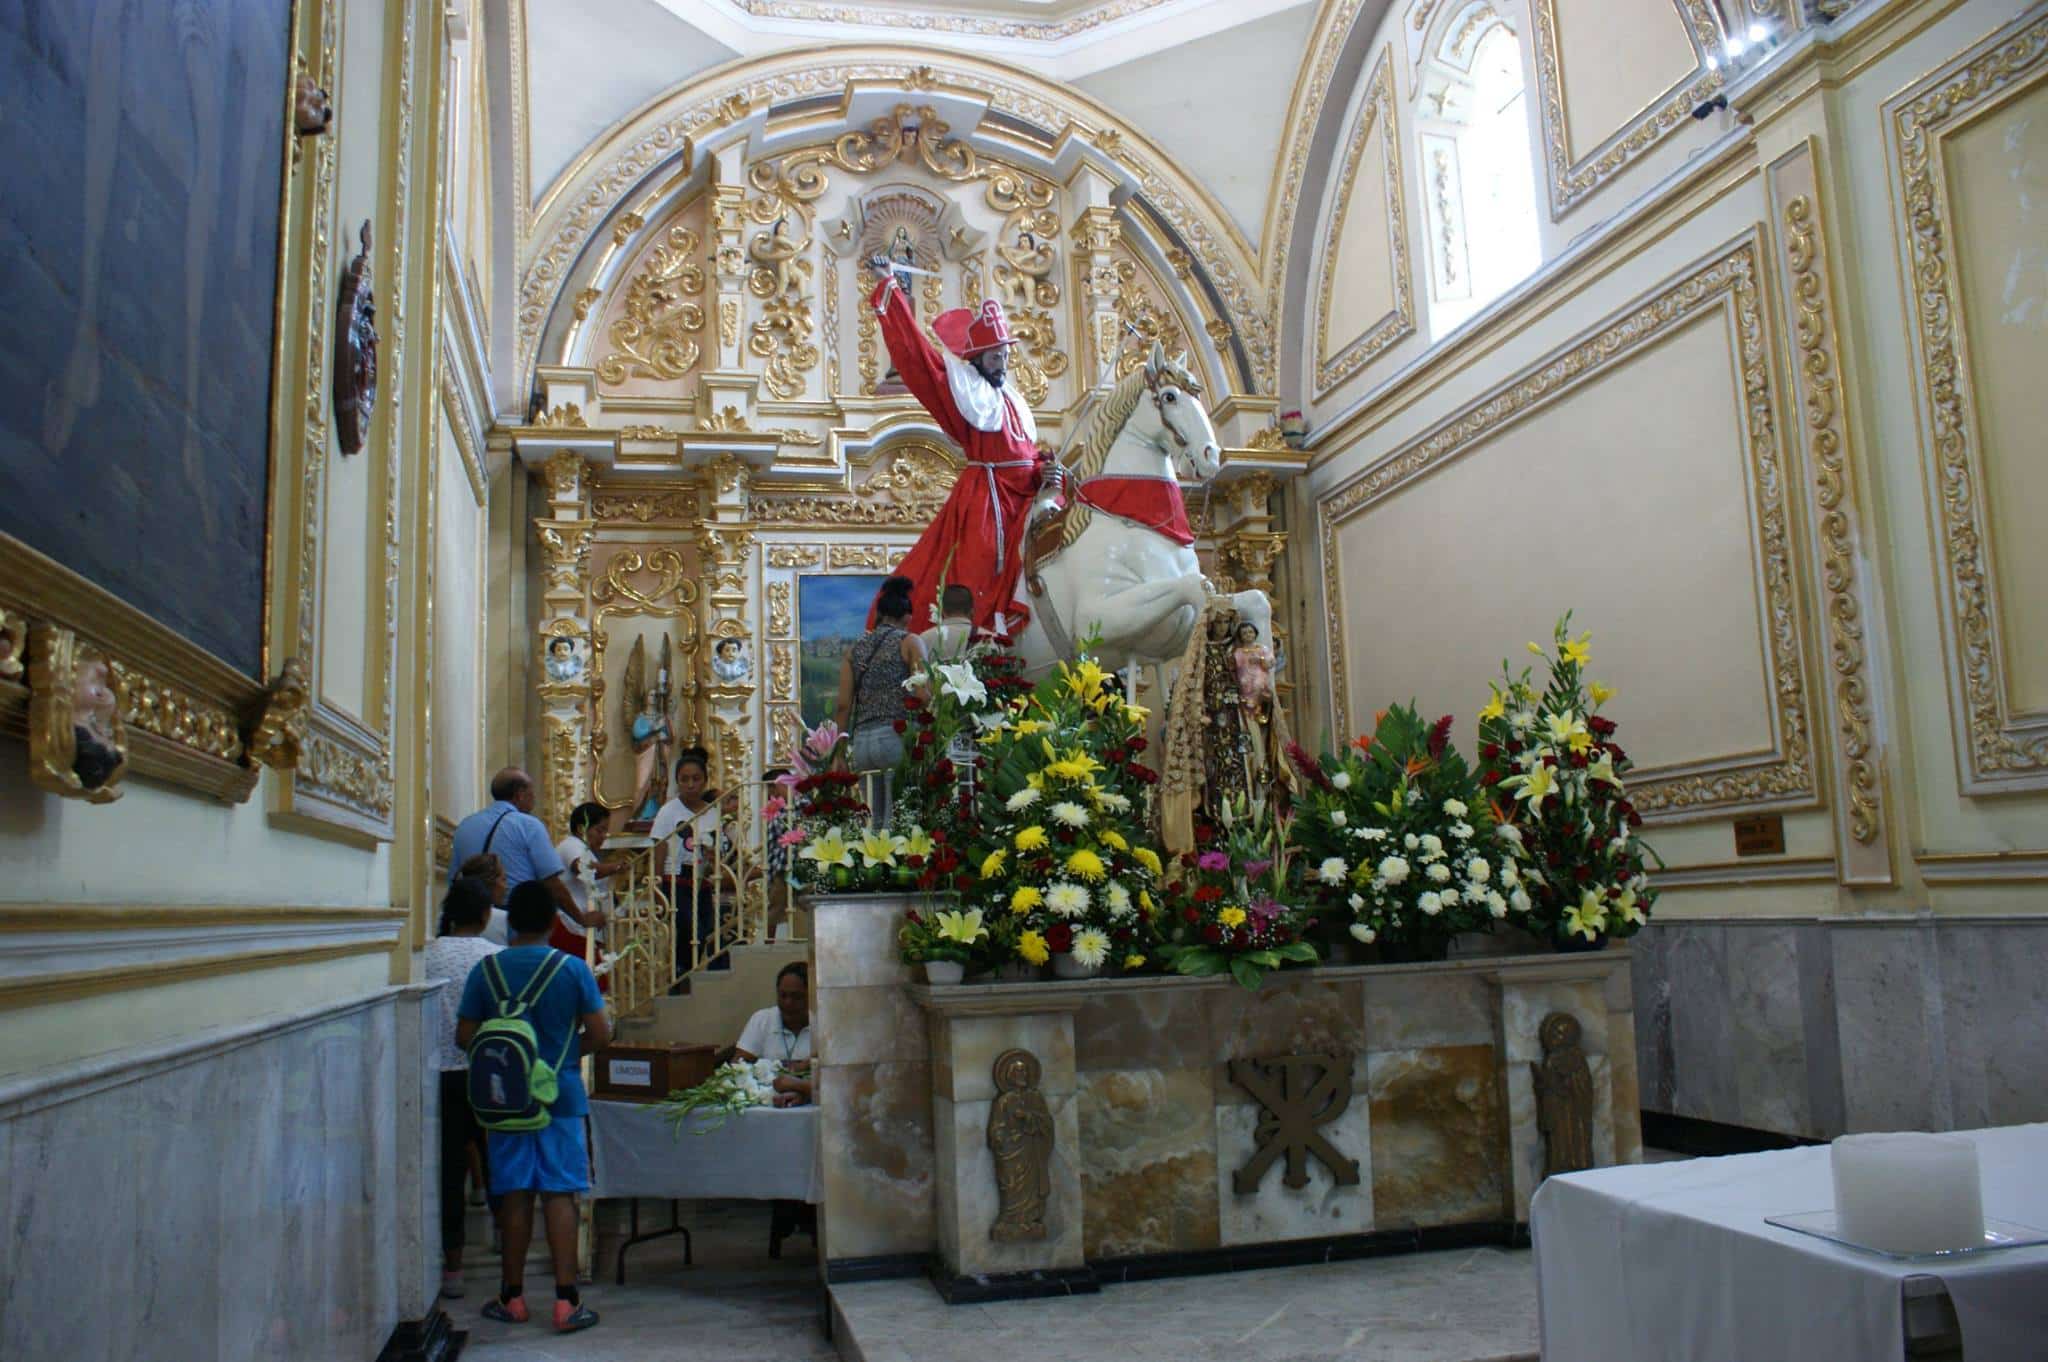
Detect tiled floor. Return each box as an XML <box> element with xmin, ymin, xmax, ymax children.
<box><xmin>832</xmin><ymin>1246</ymin><xmax>1539</xmax><ymax>1362</ymax></box>
<box><xmin>455</xmin><ymin>1199</ymin><xmax>835</xmax><ymax>1362</ymax></box>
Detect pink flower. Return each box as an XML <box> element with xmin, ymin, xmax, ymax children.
<box><xmin>1245</xmin><ymin>858</ymin><xmax>1273</xmax><ymax>879</ymax></box>
<box><xmin>777</xmin><ymin>828</ymin><xmax>808</xmax><ymax>848</ymax></box>
<box><xmin>761</xmin><ymin>796</ymin><xmax>786</xmax><ymax>821</ymax></box>
<box><xmin>1197</xmin><ymin>851</ymin><xmax>1230</xmax><ymax>872</ymax></box>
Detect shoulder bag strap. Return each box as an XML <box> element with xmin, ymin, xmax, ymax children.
<box><xmin>480</xmin><ymin>808</ymin><xmax>514</xmax><ymax>854</ymax></box>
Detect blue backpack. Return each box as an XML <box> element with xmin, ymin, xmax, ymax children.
<box><xmin>466</xmin><ymin>952</ymin><xmax>573</xmax><ymax>1132</ymax></box>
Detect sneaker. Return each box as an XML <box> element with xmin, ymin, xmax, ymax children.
<box><xmin>554</xmin><ymin>1301</ymin><xmax>600</xmax><ymax>1333</ymax></box>
<box><xmin>440</xmin><ymin>1271</ymin><xmax>465</xmax><ymax>1299</ymax></box>
<box><xmin>482</xmin><ymin>1296</ymin><xmax>529</xmax><ymax>1324</ymax></box>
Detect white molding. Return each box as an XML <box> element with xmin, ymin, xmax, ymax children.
<box><xmin>0</xmin><ymin>918</ymin><xmax>407</xmax><ymax>982</ymax></box>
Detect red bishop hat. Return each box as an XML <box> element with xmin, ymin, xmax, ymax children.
<box><xmin>932</xmin><ymin>299</ymin><xmax>1017</xmax><ymax>359</ymax></box>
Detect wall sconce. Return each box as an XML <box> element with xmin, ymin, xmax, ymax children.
<box><xmin>1693</xmin><ymin>21</ymin><xmax>1781</xmax><ymax>118</ymax></box>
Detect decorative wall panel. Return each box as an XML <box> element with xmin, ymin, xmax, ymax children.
<box><xmin>1314</xmin><ymin>51</ymin><xmax>1415</xmax><ymax>399</ymax></box>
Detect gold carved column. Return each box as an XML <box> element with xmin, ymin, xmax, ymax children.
<box><xmin>700</xmin><ymin>456</ymin><xmax>757</xmax><ymax>790</ymax></box>
<box><xmin>700</xmin><ymin>146</ymin><xmax>762</xmax><ymax>428</ymax></box>
<box><xmin>533</xmin><ymin>451</ymin><xmax>596</xmax><ymax>837</ymax></box>
<box><xmin>1071</xmin><ymin>195</ymin><xmax>1123</xmax><ymax>389</ymax></box>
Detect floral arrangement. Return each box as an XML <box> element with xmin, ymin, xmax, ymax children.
<box><xmin>1287</xmin><ymin>704</ymin><xmax>1512</xmax><ymax>958</ymax></box>
<box><xmin>898</xmin><ymin>903</ymin><xmax>989</xmax><ymax>966</ymax></box>
<box><xmin>1158</xmin><ymin>796</ymin><xmax>1319</xmax><ymax>988</ymax></box>
<box><xmin>944</xmin><ymin>651</ymin><xmax>1167</xmax><ymax>975</ymax></box>
<box><xmin>659</xmin><ymin>1057</ymin><xmax>785</xmax><ymax>1133</ymax></box>
<box><xmin>770</xmin><ymin>719</ymin><xmax>935</xmax><ymax>892</ymax></box>
<box><xmin>1476</xmin><ymin>616</ymin><xmax>1658</xmax><ymax>945</ymax></box>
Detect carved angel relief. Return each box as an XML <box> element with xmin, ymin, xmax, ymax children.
<box><xmin>334</xmin><ymin>220</ymin><xmax>378</xmax><ymax>454</ymax></box>
<box><xmin>26</xmin><ymin>623</ymin><xmax>127</xmax><ymax>802</ymax></box>
<box><xmin>246</xmin><ymin>657</ymin><xmax>310</xmax><ymax>770</ymax></box>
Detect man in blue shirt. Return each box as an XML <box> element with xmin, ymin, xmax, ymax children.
<box><xmin>457</xmin><ymin>881</ymin><xmax>611</xmax><ymax>1333</ymax></box>
<box><xmin>449</xmin><ymin>768</ymin><xmax>605</xmax><ymax>934</ymax></box>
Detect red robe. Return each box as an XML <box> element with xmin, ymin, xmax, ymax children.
<box><xmin>869</xmin><ymin>275</ymin><xmax>1041</xmax><ymax>635</ymax></box>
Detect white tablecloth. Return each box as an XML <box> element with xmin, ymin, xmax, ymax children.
<box><xmin>588</xmin><ymin>1100</ymin><xmax>821</xmax><ymax>1204</ymax></box>
<box><xmin>1533</xmin><ymin>1123</ymin><xmax>2048</xmax><ymax>1362</ymax></box>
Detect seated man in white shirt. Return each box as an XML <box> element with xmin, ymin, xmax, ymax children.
<box><xmin>734</xmin><ymin>962</ymin><xmax>812</xmax><ymax>1107</ymax></box>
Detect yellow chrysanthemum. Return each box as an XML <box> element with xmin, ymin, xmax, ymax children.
<box><xmin>1132</xmin><ymin>846</ymin><xmax>1162</xmax><ymax>876</ymax></box>
<box><xmin>1218</xmin><ymin>905</ymin><xmax>1247</xmax><ymax>929</ymax></box>
<box><xmin>1123</xmin><ymin>954</ymin><xmax>1147</xmax><ymax>970</ymax></box>
<box><xmin>1064</xmin><ymin>848</ymin><xmax>1107</xmax><ymax>880</ymax></box>
<box><xmin>981</xmin><ymin>848</ymin><xmax>1007</xmax><ymax>878</ymax></box>
<box><xmin>1099</xmin><ymin>828</ymin><xmax>1129</xmax><ymax>853</ymax></box>
<box><xmin>1018</xmin><ymin>930</ymin><xmax>1050</xmax><ymax>966</ymax></box>
<box><xmin>1138</xmin><ymin>888</ymin><xmax>1155</xmax><ymax>916</ymax></box>
<box><xmin>1014</xmin><ymin>826</ymin><xmax>1048</xmax><ymax>852</ymax></box>
<box><xmin>1045</xmin><ymin>746</ymin><xmax>1104</xmax><ymax>783</ymax></box>
<box><xmin>1009</xmin><ymin>885</ymin><xmax>1044</xmax><ymax>914</ymax></box>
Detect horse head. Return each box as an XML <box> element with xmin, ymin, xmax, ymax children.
<box><xmin>1143</xmin><ymin>340</ymin><xmax>1220</xmax><ymax>479</ymax></box>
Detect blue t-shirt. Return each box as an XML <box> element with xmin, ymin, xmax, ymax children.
<box><xmin>448</xmin><ymin>802</ymin><xmax>566</xmax><ymax>896</ymax></box>
<box><xmin>457</xmin><ymin>945</ymin><xmax>604</xmax><ymax>1117</ymax></box>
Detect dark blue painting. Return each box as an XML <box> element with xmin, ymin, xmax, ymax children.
<box><xmin>797</xmin><ymin>574</ymin><xmax>886</xmax><ymax>724</ymax></box>
<box><xmin>0</xmin><ymin>0</ymin><xmax>291</xmax><ymax>676</ymax></box>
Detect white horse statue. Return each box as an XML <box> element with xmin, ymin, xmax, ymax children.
<box><xmin>1011</xmin><ymin>342</ymin><xmax>1271</xmax><ymax>677</ymax></box>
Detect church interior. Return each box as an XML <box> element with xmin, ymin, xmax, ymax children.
<box><xmin>3</xmin><ymin>0</ymin><xmax>2046</xmax><ymax>1359</ymax></box>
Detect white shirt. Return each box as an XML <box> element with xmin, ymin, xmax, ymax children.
<box><xmin>553</xmin><ymin>833</ymin><xmax>609</xmax><ymax>940</ymax></box>
<box><xmin>917</xmin><ymin>619</ymin><xmax>974</xmax><ymax>663</ymax></box>
<box><xmin>648</xmin><ymin>798</ymin><xmax>720</xmax><ymax>871</ymax></box>
<box><xmin>425</xmin><ymin>934</ymin><xmax>501</xmax><ymax>1071</ymax></box>
<box><xmin>736</xmin><ymin>1005</ymin><xmax>812</xmax><ymax>1064</ymax></box>
<box><xmin>483</xmin><ymin>906</ymin><xmax>509</xmax><ymax>946</ymax></box>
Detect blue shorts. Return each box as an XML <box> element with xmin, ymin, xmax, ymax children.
<box><xmin>487</xmin><ymin>1118</ymin><xmax>590</xmax><ymax>1196</ymax></box>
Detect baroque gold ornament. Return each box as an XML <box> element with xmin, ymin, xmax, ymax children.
<box><xmin>598</xmin><ymin>223</ymin><xmax>707</xmax><ymax>386</ymax></box>
<box><xmin>27</xmin><ymin>623</ymin><xmax>127</xmax><ymax>802</ymax></box>
<box><xmin>246</xmin><ymin>657</ymin><xmax>311</xmax><ymax>770</ymax></box>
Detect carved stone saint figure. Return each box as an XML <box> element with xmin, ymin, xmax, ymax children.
<box><xmin>1532</xmin><ymin>1012</ymin><xmax>1595</xmax><ymax>1178</ymax></box>
<box><xmin>333</xmin><ymin>219</ymin><xmax>378</xmax><ymax>454</ymax></box>
<box><xmin>987</xmin><ymin>1049</ymin><xmax>1053</xmax><ymax>1242</ymax></box>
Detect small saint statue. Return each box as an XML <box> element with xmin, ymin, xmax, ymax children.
<box><xmin>70</xmin><ymin>653</ymin><xmax>123</xmax><ymax>791</ymax></box>
<box><xmin>1199</xmin><ymin>608</ymin><xmax>1251</xmax><ymax>821</ymax></box>
<box><xmin>1232</xmin><ymin>619</ymin><xmax>1277</xmax><ymax>785</ymax></box>
<box><xmin>710</xmin><ymin>637</ymin><xmax>751</xmax><ymax>684</ymax></box>
<box><xmin>987</xmin><ymin>1049</ymin><xmax>1053</xmax><ymax>1242</ymax></box>
<box><xmin>1532</xmin><ymin>1012</ymin><xmax>1595</xmax><ymax>1178</ymax></box>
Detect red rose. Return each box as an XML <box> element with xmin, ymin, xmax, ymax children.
<box><xmin>1481</xmin><ymin>743</ymin><xmax>1501</xmax><ymax>761</ymax></box>
<box><xmin>1128</xmin><ymin>737</ymin><xmax>1147</xmax><ymax>753</ymax></box>
<box><xmin>1201</xmin><ymin>924</ymin><xmax>1222</xmax><ymax>944</ymax></box>
<box><xmin>1046</xmin><ymin>923</ymin><xmax>1074</xmax><ymax>953</ymax></box>
<box><xmin>1194</xmin><ymin>884</ymin><xmax>1223</xmax><ymax>903</ymax></box>
<box><xmin>893</xmin><ymin>719</ymin><xmax>908</xmax><ymax>734</ymax></box>
<box><xmin>1232</xmin><ymin>927</ymin><xmax>1252</xmax><ymax>948</ymax></box>
<box><xmin>1182</xmin><ymin>907</ymin><xmax>1199</xmax><ymax>923</ymax></box>
<box><xmin>1481</xmin><ymin>771</ymin><xmax>1501</xmax><ymax>786</ymax></box>
<box><xmin>1588</xmin><ymin>715</ymin><xmax>1617</xmax><ymax>737</ymax></box>
<box><xmin>1573</xmin><ymin>865</ymin><xmax>1592</xmax><ymax>882</ymax></box>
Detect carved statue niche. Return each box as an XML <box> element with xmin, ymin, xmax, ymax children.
<box><xmin>987</xmin><ymin>1048</ymin><xmax>1054</xmax><ymax>1242</ymax></box>
<box><xmin>26</xmin><ymin>623</ymin><xmax>127</xmax><ymax>802</ymax></box>
<box><xmin>623</xmin><ymin>633</ymin><xmax>677</xmax><ymax>824</ymax></box>
<box><xmin>333</xmin><ymin>219</ymin><xmax>378</xmax><ymax>454</ymax></box>
<box><xmin>853</xmin><ymin>190</ymin><xmax>946</xmax><ymax>396</ymax></box>
<box><xmin>1532</xmin><ymin>1012</ymin><xmax>1596</xmax><ymax>1179</ymax></box>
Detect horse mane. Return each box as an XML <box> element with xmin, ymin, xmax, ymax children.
<box><xmin>1052</xmin><ymin>355</ymin><xmax>1202</xmax><ymax>551</ymax></box>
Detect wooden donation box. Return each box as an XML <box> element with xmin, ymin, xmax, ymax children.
<box><xmin>592</xmin><ymin>1042</ymin><xmax>719</xmax><ymax>1103</ymax></box>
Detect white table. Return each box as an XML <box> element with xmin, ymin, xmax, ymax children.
<box><xmin>588</xmin><ymin>1101</ymin><xmax>821</xmax><ymax>1281</ymax></box>
<box><xmin>1533</xmin><ymin>1123</ymin><xmax>2048</xmax><ymax>1362</ymax></box>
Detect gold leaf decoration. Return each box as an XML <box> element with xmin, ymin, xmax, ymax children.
<box><xmin>598</xmin><ymin>223</ymin><xmax>707</xmax><ymax>386</ymax></box>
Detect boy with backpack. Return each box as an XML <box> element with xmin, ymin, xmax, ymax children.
<box><xmin>456</xmin><ymin>880</ymin><xmax>611</xmax><ymax>1333</ymax></box>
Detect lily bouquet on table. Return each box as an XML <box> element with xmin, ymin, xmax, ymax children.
<box><xmin>1476</xmin><ymin>615</ymin><xmax>1659</xmax><ymax>946</ymax></box>
<box><xmin>1158</xmin><ymin>796</ymin><xmax>1319</xmax><ymax>989</ymax></box>
<box><xmin>659</xmin><ymin>1056</ymin><xmax>785</xmax><ymax>1134</ymax></box>
<box><xmin>773</xmin><ymin>719</ymin><xmax>933</xmax><ymax>893</ymax></box>
<box><xmin>1287</xmin><ymin>704</ymin><xmax>1509</xmax><ymax>958</ymax></box>
<box><xmin>958</xmin><ymin>650</ymin><xmax>1167</xmax><ymax>975</ymax></box>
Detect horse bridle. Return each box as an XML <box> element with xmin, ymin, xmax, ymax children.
<box><xmin>1143</xmin><ymin>360</ymin><xmax>1205</xmax><ymax>473</ymax></box>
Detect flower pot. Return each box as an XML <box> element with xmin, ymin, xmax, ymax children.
<box><xmin>1052</xmin><ymin>953</ymin><xmax>1101</xmax><ymax>980</ymax></box>
<box><xmin>996</xmin><ymin>961</ymin><xmax>1043</xmax><ymax>983</ymax></box>
<box><xmin>1377</xmin><ymin>937</ymin><xmax>1451</xmax><ymax>964</ymax></box>
<box><xmin>1323</xmin><ymin>937</ymin><xmax>1357</xmax><ymax>965</ymax></box>
<box><xmin>1554</xmin><ymin>932</ymin><xmax>1607</xmax><ymax>954</ymax></box>
<box><xmin>923</xmin><ymin>960</ymin><xmax>966</xmax><ymax>985</ymax></box>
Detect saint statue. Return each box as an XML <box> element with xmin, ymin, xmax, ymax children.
<box><xmin>867</xmin><ymin>258</ymin><xmax>1051</xmax><ymax>636</ymax></box>
<box><xmin>545</xmin><ymin>635</ymin><xmax>585</xmax><ymax>684</ymax></box>
<box><xmin>623</xmin><ymin>634</ymin><xmax>675</xmax><ymax>824</ymax></box>
<box><xmin>70</xmin><ymin>653</ymin><xmax>124</xmax><ymax>791</ymax></box>
<box><xmin>1201</xmin><ymin>608</ymin><xmax>1251</xmax><ymax>820</ymax></box>
<box><xmin>1232</xmin><ymin>620</ymin><xmax>1278</xmax><ymax>787</ymax></box>
<box><xmin>1532</xmin><ymin>1012</ymin><xmax>1596</xmax><ymax>1178</ymax></box>
<box><xmin>987</xmin><ymin>1049</ymin><xmax>1054</xmax><ymax>1242</ymax></box>
<box><xmin>710</xmin><ymin>637</ymin><xmax>751</xmax><ymax>685</ymax></box>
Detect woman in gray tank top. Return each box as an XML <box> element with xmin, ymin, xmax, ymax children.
<box><xmin>834</xmin><ymin>576</ymin><xmax>920</xmax><ymax>819</ymax></box>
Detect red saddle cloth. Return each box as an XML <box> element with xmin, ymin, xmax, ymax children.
<box><xmin>1074</xmin><ymin>474</ymin><xmax>1195</xmax><ymax>546</ymax></box>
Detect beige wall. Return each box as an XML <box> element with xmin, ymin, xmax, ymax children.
<box><xmin>1298</xmin><ymin>0</ymin><xmax>2048</xmax><ymax>919</ymax></box>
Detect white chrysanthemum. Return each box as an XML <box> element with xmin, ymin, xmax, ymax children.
<box><xmin>1426</xmin><ymin>861</ymin><xmax>1452</xmax><ymax>884</ymax></box>
<box><xmin>1466</xmin><ymin>858</ymin><xmax>1491</xmax><ymax>884</ymax></box>
<box><xmin>1510</xmin><ymin>888</ymin><xmax>1532</xmax><ymax>914</ymax></box>
<box><xmin>1486</xmin><ymin>891</ymin><xmax>1508</xmax><ymax>918</ymax></box>
<box><xmin>1497</xmin><ymin>824</ymin><xmax>1524</xmax><ymax>847</ymax></box>
<box><xmin>1378</xmin><ymin>855</ymin><xmax>1411</xmax><ymax>885</ymax></box>
<box><xmin>1451</xmin><ymin>821</ymin><xmax>1475</xmax><ymax>841</ymax></box>
<box><xmin>1501</xmin><ymin>862</ymin><xmax>1522</xmax><ymax>888</ymax></box>
<box><xmin>1045</xmin><ymin>882</ymin><xmax>1091</xmax><ymax>917</ymax></box>
<box><xmin>1331</xmin><ymin>770</ymin><xmax>1352</xmax><ymax>790</ymax></box>
<box><xmin>1097</xmin><ymin>790</ymin><xmax>1132</xmax><ymax>814</ymax></box>
<box><xmin>1442</xmin><ymin>798</ymin><xmax>1468</xmax><ymax>818</ymax></box>
<box><xmin>1403</xmin><ymin>833</ymin><xmax>1420</xmax><ymax>850</ymax></box>
<box><xmin>1049</xmin><ymin>800</ymin><xmax>1090</xmax><ymax>828</ymax></box>
<box><xmin>1071</xmin><ymin>928</ymin><xmax>1110</xmax><ymax>968</ymax></box>
<box><xmin>1357</xmin><ymin>826</ymin><xmax>1387</xmax><ymax>842</ymax></box>
<box><xmin>1347</xmin><ymin>893</ymin><xmax>1365</xmax><ymax>910</ymax></box>
<box><xmin>1348</xmin><ymin>922</ymin><xmax>1377</xmax><ymax>944</ymax></box>
<box><xmin>1006</xmin><ymin>787</ymin><xmax>1041</xmax><ymax>812</ymax></box>
<box><xmin>1511</xmin><ymin>708</ymin><xmax>1537</xmax><ymax>733</ymax></box>
<box><xmin>1317</xmin><ymin>856</ymin><xmax>1348</xmax><ymax>885</ymax></box>
<box><xmin>1420</xmin><ymin>834</ymin><xmax>1444</xmax><ymax>858</ymax></box>
<box><xmin>1419</xmin><ymin>892</ymin><xmax>1443</xmax><ymax>916</ymax></box>
<box><xmin>1439</xmin><ymin>887</ymin><xmax>1462</xmax><ymax>907</ymax></box>
<box><xmin>1106</xmin><ymin>882</ymin><xmax>1134</xmax><ymax>918</ymax></box>
<box><xmin>1330</xmin><ymin>809</ymin><xmax>1348</xmax><ymax>828</ymax></box>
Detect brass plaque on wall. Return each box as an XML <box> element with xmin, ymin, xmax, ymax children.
<box><xmin>1733</xmin><ymin>814</ymin><xmax>1786</xmax><ymax>857</ymax></box>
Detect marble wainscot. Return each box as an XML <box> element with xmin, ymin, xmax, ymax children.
<box><xmin>0</xmin><ymin>983</ymin><xmax>447</xmax><ymax>1362</ymax></box>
